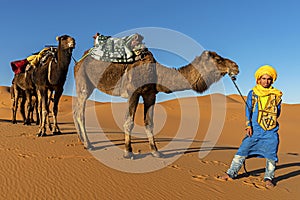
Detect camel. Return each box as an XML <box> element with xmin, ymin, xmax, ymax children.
<box><xmin>73</xmin><ymin>49</ymin><xmax>239</xmax><ymax>158</ymax></box>
<box><xmin>32</xmin><ymin>35</ymin><xmax>75</xmax><ymax>136</ymax></box>
<box><xmin>11</xmin><ymin>68</ymin><xmax>39</xmax><ymax>125</ymax></box>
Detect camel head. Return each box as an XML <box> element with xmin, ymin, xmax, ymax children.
<box><xmin>199</xmin><ymin>51</ymin><xmax>239</xmax><ymax>78</ymax></box>
<box><xmin>56</xmin><ymin>35</ymin><xmax>76</xmax><ymax>53</ymax></box>
<box><xmin>186</xmin><ymin>51</ymin><xmax>239</xmax><ymax>93</ymax></box>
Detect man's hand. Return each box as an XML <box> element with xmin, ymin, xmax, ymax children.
<box><xmin>246</xmin><ymin>127</ymin><xmax>253</xmax><ymax>137</ymax></box>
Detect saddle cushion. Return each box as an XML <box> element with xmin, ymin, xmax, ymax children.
<box><xmin>11</xmin><ymin>59</ymin><xmax>29</xmax><ymax>74</ymax></box>
<box><xmin>91</xmin><ymin>33</ymin><xmax>145</xmax><ymax>63</ymax></box>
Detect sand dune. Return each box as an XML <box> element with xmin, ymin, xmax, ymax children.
<box><xmin>0</xmin><ymin>86</ymin><xmax>299</xmax><ymax>199</ymax></box>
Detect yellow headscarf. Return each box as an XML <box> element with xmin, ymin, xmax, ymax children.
<box><xmin>253</xmin><ymin>65</ymin><xmax>282</xmax><ymax>109</ymax></box>
<box><xmin>254</xmin><ymin>65</ymin><xmax>277</xmax><ymax>83</ymax></box>
<box><xmin>253</xmin><ymin>65</ymin><xmax>282</xmax><ymax>97</ymax></box>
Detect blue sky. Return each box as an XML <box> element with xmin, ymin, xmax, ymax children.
<box><xmin>1</xmin><ymin>0</ymin><xmax>299</xmax><ymax>104</ymax></box>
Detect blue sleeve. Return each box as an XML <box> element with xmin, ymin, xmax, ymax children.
<box><xmin>245</xmin><ymin>90</ymin><xmax>253</xmax><ymax>128</ymax></box>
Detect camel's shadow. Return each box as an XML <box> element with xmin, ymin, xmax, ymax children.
<box><xmin>0</xmin><ymin>119</ymin><xmax>14</xmax><ymax>123</ymax></box>
<box><xmin>87</xmin><ymin>130</ymin><xmax>239</xmax><ymax>159</ymax></box>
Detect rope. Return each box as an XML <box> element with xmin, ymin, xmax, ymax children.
<box><xmin>229</xmin><ymin>75</ymin><xmax>250</xmax><ymax>176</ymax></box>
<box><xmin>75</xmin><ymin>47</ymin><xmax>95</xmax><ymax>64</ymax></box>
<box><xmin>230</xmin><ymin>76</ymin><xmax>250</xmax><ymax>110</ymax></box>
<box><xmin>72</xmin><ymin>55</ymin><xmax>77</xmax><ymax>64</ymax></box>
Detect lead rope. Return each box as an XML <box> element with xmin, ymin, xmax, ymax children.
<box><xmin>72</xmin><ymin>55</ymin><xmax>77</xmax><ymax>64</ymax></box>
<box><xmin>230</xmin><ymin>75</ymin><xmax>250</xmax><ymax>176</ymax></box>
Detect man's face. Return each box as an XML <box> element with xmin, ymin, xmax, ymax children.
<box><xmin>258</xmin><ymin>74</ymin><xmax>273</xmax><ymax>88</ymax></box>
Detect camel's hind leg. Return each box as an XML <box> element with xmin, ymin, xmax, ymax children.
<box><xmin>73</xmin><ymin>79</ymin><xmax>94</xmax><ymax>149</ymax></box>
<box><xmin>123</xmin><ymin>92</ymin><xmax>140</xmax><ymax>159</ymax></box>
<box><xmin>11</xmin><ymin>85</ymin><xmax>20</xmax><ymax>124</ymax></box>
<box><xmin>142</xmin><ymin>92</ymin><xmax>162</xmax><ymax>158</ymax></box>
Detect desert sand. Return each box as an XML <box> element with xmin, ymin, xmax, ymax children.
<box><xmin>0</xmin><ymin>85</ymin><xmax>299</xmax><ymax>200</ymax></box>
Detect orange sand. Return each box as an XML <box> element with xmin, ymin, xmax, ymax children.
<box><xmin>0</xmin><ymin>86</ymin><xmax>299</xmax><ymax>199</ymax></box>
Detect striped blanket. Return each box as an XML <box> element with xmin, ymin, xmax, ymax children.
<box><xmin>90</xmin><ymin>33</ymin><xmax>145</xmax><ymax>63</ymax></box>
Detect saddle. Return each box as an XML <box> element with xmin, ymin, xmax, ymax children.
<box><xmin>90</xmin><ymin>33</ymin><xmax>146</xmax><ymax>63</ymax></box>
<box><xmin>11</xmin><ymin>47</ymin><xmax>57</xmax><ymax>75</ymax></box>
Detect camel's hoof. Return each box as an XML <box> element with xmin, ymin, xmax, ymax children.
<box><xmin>123</xmin><ymin>151</ymin><xmax>134</xmax><ymax>160</ymax></box>
<box><xmin>53</xmin><ymin>131</ymin><xmax>62</xmax><ymax>135</ymax></box>
<box><xmin>25</xmin><ymin>119</ymin><xmax>31</xmax><ymax>125</ymax></box>
<box><xmin>84</xmin><ymin>147</ymin><xmax>93</xmax><ymax>151</ymax></box>
<box><xmin>24</xmin><ymin>121</ymin><xmax>31</xmax><ymax>126</ymax></box>
<box><xmin>84</xmin><ymin>143</ymin><xmax>93</xmax><ymax>150</ymax></box>
<box><xmin>152</xmin><ymin>151</ymin><xmax>163</xmax><ymax>158</ymax></box>
<box><xmin>36</xmin><ymin>133</ymin><xmax>46</xmax><ymax>137</ymax></box>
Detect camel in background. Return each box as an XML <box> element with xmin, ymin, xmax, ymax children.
<box><xmin>11</xmin><ymin>68</ymin><xmax>39</xmax><ymax>125</ymax></box>
<box><xmin>32</xmin><ymin>35</ymin><xmax>75</xmax><ymax>137</ymax></box>
<box><xmin>73</xmin><ymin>48</ymin><xmax>239</xmax><ymax>159</ymax></box>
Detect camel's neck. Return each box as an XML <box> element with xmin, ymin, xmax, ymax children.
<box><xmin>156</xmin><ymin>59</ymin><xmax>223</xmax><ymax>93</ymax></box>
<box><xmin>48</xmin><ymin>45</ymin><xmax>73</xmax><ymax>85</ymax></box>
<box><xmin>57</xmin><ymin>47</ymin><xmax>72</xmax><ymax>70</ymax></box>
<box><xmin>156</xmin><ymin>63</ymin><xmax>194</xmax><ymax>93</ymax></box>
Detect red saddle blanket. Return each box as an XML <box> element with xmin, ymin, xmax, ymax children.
<box><xmin>11</xmin><ymin>59</ymin><xmax>29</xmax><ymax>74</ymax></box>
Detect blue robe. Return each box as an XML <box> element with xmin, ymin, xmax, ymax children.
<box><xmin>236</xmin><ymin>90</ymin><xmax>282</xmax><ymax>162</ymax></box>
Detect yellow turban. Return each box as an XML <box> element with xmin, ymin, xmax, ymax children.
<box><xmin>255</xmin><ymin>65</ymin><xmax>277</xmax><ymax>83</ymax></box>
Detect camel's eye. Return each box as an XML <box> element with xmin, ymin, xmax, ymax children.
<box><xmin>215</xmin><ymin>57</ymin><xmax>222</xmax><ymax>63</ymax></box>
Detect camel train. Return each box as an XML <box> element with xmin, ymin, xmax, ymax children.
<box><xmin>11</xmin><ymin>35</ymin><xmax>76</xmax><ymax>136</ymax></box>
<box><xmin>10</xmin><ymin>33</ymin><xmax>239</xmax><ymax>159</ymax></box>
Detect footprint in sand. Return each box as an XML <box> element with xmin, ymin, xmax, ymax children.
<box><xmin>199</xmin><ymin>160</ymin><xmax>228</xmax><ymax>167</ymax></box>
<box><xmin>192</xmin><ymin>174</ymin><xmax>209</xmax><ymax>182</ymax></box>
<box><xmin>242</xmin><ymin>179</ymin><xmax>266</xmax><ymax>190</ymax></box>
<box><xmin>168</xmin><ymin>164</ymin><xmax>181</xmax><ymax>170</ymax></box>
<box><xmin>47</xmin><ymin>156</ymin><xmax>63</xmax><ymax>160</ymax></box>
<box><xmin>18</xmin><ymin>153</ymin><xmax>34</xmax><ymax>159</ymax></box>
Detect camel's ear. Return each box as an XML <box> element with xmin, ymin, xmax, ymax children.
<box><xmin>56</xmin><ymin>36</ymin><xmax>60</xmax><ymax>41</ymax></box>
<box><xmin>202</xmin><ymin>50</ymin><xmax>210</xmax><ymax>57</ymax></box>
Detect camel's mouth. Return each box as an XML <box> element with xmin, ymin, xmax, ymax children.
<box><xmin>227</xmin><ymin>62</ymin><xmax>239</xmax><ymax>78</ymax></box>
<box><xmin>228</xmin><ymin>69</ymin><xmax>239</xmax><ymax>77</ymax></box>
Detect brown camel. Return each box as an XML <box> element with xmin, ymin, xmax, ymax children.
<box><xmin>33</xmin><ymin>35</ymin><xmax>75</xmax><ymax>136</ymax></box>
<box><xmin>11</xmin><ymin>68</ymin><xmax>39</xmax><ymax>125</ymax></box>
<box><xmin>73</xmin><ymin>49</ymin><xmax>239</xmax><ymax>158</ymax></box>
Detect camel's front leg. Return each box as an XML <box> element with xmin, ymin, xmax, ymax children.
<box><xmin>142</xmin><ymin>92</ymin><xmax>162</xmax><ymax>158</ymax></box>
<box><xmin>123</xmin><ymin>93</ymin><xmax>139</xmax><ymax>159</ymax></box>
<box><xmin>19</xmin><ymin>93</ymin><xmax>27</xmax><ymax>125</ymax></box>
<box><xmin>24</xmin><ymin>90</ymin><xmax>32</xmax><ymax>125</ymax></box>
<box><xmin>51</xmin><ymin>88</ymin><xmax>63</xmax><ymax>135</ymax></box>
<box><xmin>73</xmin><ymin>81</ymin><xmax>93</xmax><ymax>149</ymax></box>
<box><xmin>33</xmin><ymin>95</ymin><xmax>40</xmax><ymax>125</ymax></box>
<box><xmin>37</xmin><ymin>89</ymin><xmax>48</xmax><ymax>137</ymax></box>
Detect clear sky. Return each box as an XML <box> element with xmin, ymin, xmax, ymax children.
<box><xmin>1</xmin><ymin>0</ymin><xmax>299</xmax><ymax>104</ymax></box>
